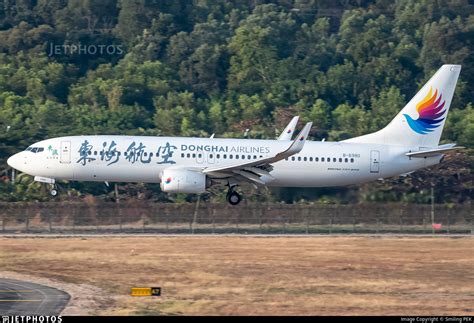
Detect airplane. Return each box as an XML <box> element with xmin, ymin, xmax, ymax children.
<box><xmin>7</xmin><ymin>65</ymin><xmax>464</xmax><ymax>205</ymax></box>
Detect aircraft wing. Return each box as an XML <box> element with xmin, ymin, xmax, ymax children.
<box><xmin>278</xmin><ymin>116</ymin><xmax>299</xmax><ymax>140</ymax></box>
<box><xmin>406</xmin><ymin>144</ymin><xmax>465</xmax><ymax>158</ymax></box>
<box><xmin>203</xmin><ymin>122</ymin><xmax>312</xmax><ymax>185</ymax></box>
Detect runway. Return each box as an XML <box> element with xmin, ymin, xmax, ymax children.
<box><xmin>0</xmin><ymin>278</ymin><xmax>70</xmax><ymax>315</ymax></box>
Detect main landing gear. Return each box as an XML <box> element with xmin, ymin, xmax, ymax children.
<box><xmin>226</xmin><ymin>186</ymin><xmax>242</xmax><ymax>205</ymax></box>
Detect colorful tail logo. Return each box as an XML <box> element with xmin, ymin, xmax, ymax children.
<box><xmin>165</xmin><ymin>177</ymin><xmax>172</xmax><ymax>184</ymax></box>
<box><xmin>403</xmin><ymin>87</ymin><xmax>446</xmax><ymax>135</ymax></box>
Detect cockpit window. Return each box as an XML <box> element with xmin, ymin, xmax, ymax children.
<box><xmin>25</xmin><ymin>147</ymin><xmax>44</xmax><ymax>153</ymax></box>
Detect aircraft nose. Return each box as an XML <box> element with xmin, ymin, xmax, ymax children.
<box><xmin>7</xmin><ymin>153</ymin><xmax>23</xmax><ymax>170</ymax></box>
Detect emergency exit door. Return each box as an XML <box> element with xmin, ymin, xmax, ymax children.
<box><xmin>60</xmin><ymin>141</ymin><xmax>71</xmax><ymax>164</ymax></box>
<box><xmin>370</xmin><ymin>150</ymin><xmax>380</xmax><ymax>173</ymax></box>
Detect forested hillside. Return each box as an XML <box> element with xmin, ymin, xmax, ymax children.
<box><xmin>0</xmin><ymin>0</ymin><xmax>472</xmax><ymax>203</ymax></box>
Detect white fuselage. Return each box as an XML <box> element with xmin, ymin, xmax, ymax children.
<box><xmin>7</xmin><ymin>135</ymin><xmax>441</xmax><ymax>187</ymax></box>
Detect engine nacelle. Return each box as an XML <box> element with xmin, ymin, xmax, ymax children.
<box><xmin>160</xmin><ymin>169</ymin><xmax>208</xmax><ymax>193</ymax></box>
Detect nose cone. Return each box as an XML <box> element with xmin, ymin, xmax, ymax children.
<box><xmin>7</xmin><ymin>153</ymin><xmax>22</xmax><ymax>170</ymax></box>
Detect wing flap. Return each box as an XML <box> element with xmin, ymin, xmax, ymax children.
<box><xmin>232</xmin><ymin>170</ymin><xmax>267</xmax><ymax>185</ymax></box>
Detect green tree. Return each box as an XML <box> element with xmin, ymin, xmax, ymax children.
<box><xmin>306</xmin><ymin>99</ymin><xmax>333</xmax><ymax>139</ymax></box>
<box><xmin>228</xmin><ymin>25</ymin><xmax>278</xmax><ymax>93</ymax></box>
<box><xmin>330</xmin><ymin>103</ymin><xmax>368</xmax><ymax>140</ymax></box>
<box><xmin>419</xmin><ymin>15</ymin><xmax>474</xmax><ymax>107</ymax></box>
<box><xmin>369</xmin><ymin>86</ymin><xmax>405</xmax><ymax>131</ymax></box>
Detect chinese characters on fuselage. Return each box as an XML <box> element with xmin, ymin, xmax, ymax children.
<box><xmin>77</xmin><ymin>140</ymin><xmax>177</xmax><ymax>166</ymax></box>
<box><xmin>76</xmin><ymin>140</ymin><xmax>271</xmax><ymax>166</ymax></box>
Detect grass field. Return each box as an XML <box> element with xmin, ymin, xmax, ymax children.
<box><xmin>0</xmin><ymin>236</ymin><xmax>473</xmax><ymax>315</ymax></box>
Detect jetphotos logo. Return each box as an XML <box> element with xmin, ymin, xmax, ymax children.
<box><xmin>403</xmin><ymin>87</ymin><xmax>447</xmax><ymax>135</ymax></box>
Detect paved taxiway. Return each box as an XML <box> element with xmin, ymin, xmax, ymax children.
<box><xmin>0</xmin><ymin>278</ymin><xmax>70</xmax><ymax>315</ymax></box>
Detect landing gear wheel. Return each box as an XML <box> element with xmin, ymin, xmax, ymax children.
<box><xmin>49</xmin><ymin>183</ymin><xmax>59</xmax><ymax>197</ymax></box>
<box><xmin>227</xmin><ymin>190</ymin><xmax>242</xmax><ymax>205</ymax></box>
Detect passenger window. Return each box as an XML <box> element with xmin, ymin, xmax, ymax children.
<box><xmin>187</xmin><ymin>153</ymin><xmax>191</xmax><ymax>158</ymax></box>
<box><xmin>236</xmin><ymin>155</ymin><xmax>239</xmax><ymax>159</ymax></box>
<box><xmin>192</xmin><ymin>153</ymin><xmax>196</xmax><ymax>158</ymax></box>
<box><xmin>315</xmin><ymin>157</ymin><xmax>319</xmax><ymax>162</ymax></box>
<box><xmin>94</xmin><ymin>151</ymin><xmax>98</xmax><ymax>156</ymax></box>
<box><xmin>351</xmin><ymin>158</ymin><xmax>354</xmax><ymax>163</ymax></box>
<box><xmin>253</xmin><ymin>155</ymin><xmax>257</xmax><ymax>159</ymax></box>
<box><xmin>229</xmin><ymin>155</ymin><xmax>233</xmax><ymax>159</ymax></box>
<box><xmin>209</xmin><ymin>154</ymin><xmax>213</xmax><ymax>158</ymax></box>
<box><xmin>303</xmin><ymin>157</ymin><xmax>307</xmax><ymax>161</ymax></box>
<box><xmin>309</xmin><ymin>157</ymin><xmax>313</xmax><ymax>161</ymax></box>
<box><xmin>291</xmin><ymin>157</ymin><xmax>295</xmax><ymax>161</ymax></box>
<box><xmin>345</xmin><ymin>158</ymin><xmax>348</xmax><ymax>163</ymax></box>
<box><xmin>181</xmin><ymin>153</ymin><xmax>184</xmax><ymax>158</ymax></box>
<box><xmin>247</xmin><ymin>155</ymin><xmax>251</xmax><ymax>159</ymax></box>
<box><xmin>224</xmin><ymin>154</ymin><xmax>227</xmax><ymax>159</ymax></box>
<box><xmin>217</xmin><ymin>154</ymin><xmax>220</xmax><ymax>159</ymax></box>
<box><xmin>339</xmin><ymin>158</ymin><xmax>342</xmax><ymax>162</ymax></box>
<box><xmin>327</xmin><ymin>158</ymin><xmax>330</xmax><ymax>162</ymax></box>
<box><xmin>241</xmin><ymin>155</ymin><xmax>245</xmax><ymax>159</ymax></box>
<box><xmin>333</xmin><ymin>158</ymin><xmax>336</xmax><ymax>162</ymax></box>
<box><xmin>198</xmin><ymin>153</ymin><xmax>202</xmax><ymax>158</ymax></box>
<box><xmin>321</xmin><ymin>157</ymin><xmax>325</xmax><ymax>162</ymax></box>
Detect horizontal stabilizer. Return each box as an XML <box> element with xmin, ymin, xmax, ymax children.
<box><xmin>406</xmin><ymin>144</ymin><xmax>465</xmax><ymax>158</ymax></box>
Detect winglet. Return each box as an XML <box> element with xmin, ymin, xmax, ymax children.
<box><xmin>281</xmin><ymin>122</ymin><xmax>312</xmax><ymax>157</ymax></box>
<box><xmin>278</xmin><ymin>116</ymin><xmax>299</xmax><ymax>140</ymax></box>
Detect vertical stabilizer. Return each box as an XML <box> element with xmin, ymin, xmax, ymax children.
<box><xmin>344</xmin><ymin>65</ymin><xmax>461</xmax><ymax>147</ymax></box>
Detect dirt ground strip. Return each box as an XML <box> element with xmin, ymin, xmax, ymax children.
<box><xmin>0</xmin><ymin>236</ymin><xmax>473</xmax><ymax>316</ymax></box>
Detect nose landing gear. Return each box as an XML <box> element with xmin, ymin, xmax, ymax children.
<box><xmin>49</xmin><ymin>184</ymin><xmax>59</xmax><ymax>197</ymax></box>
<box><xmin>226</xmin><ymin>187</ymin><xmax>242</xmax><ymax>205</ymax></box>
